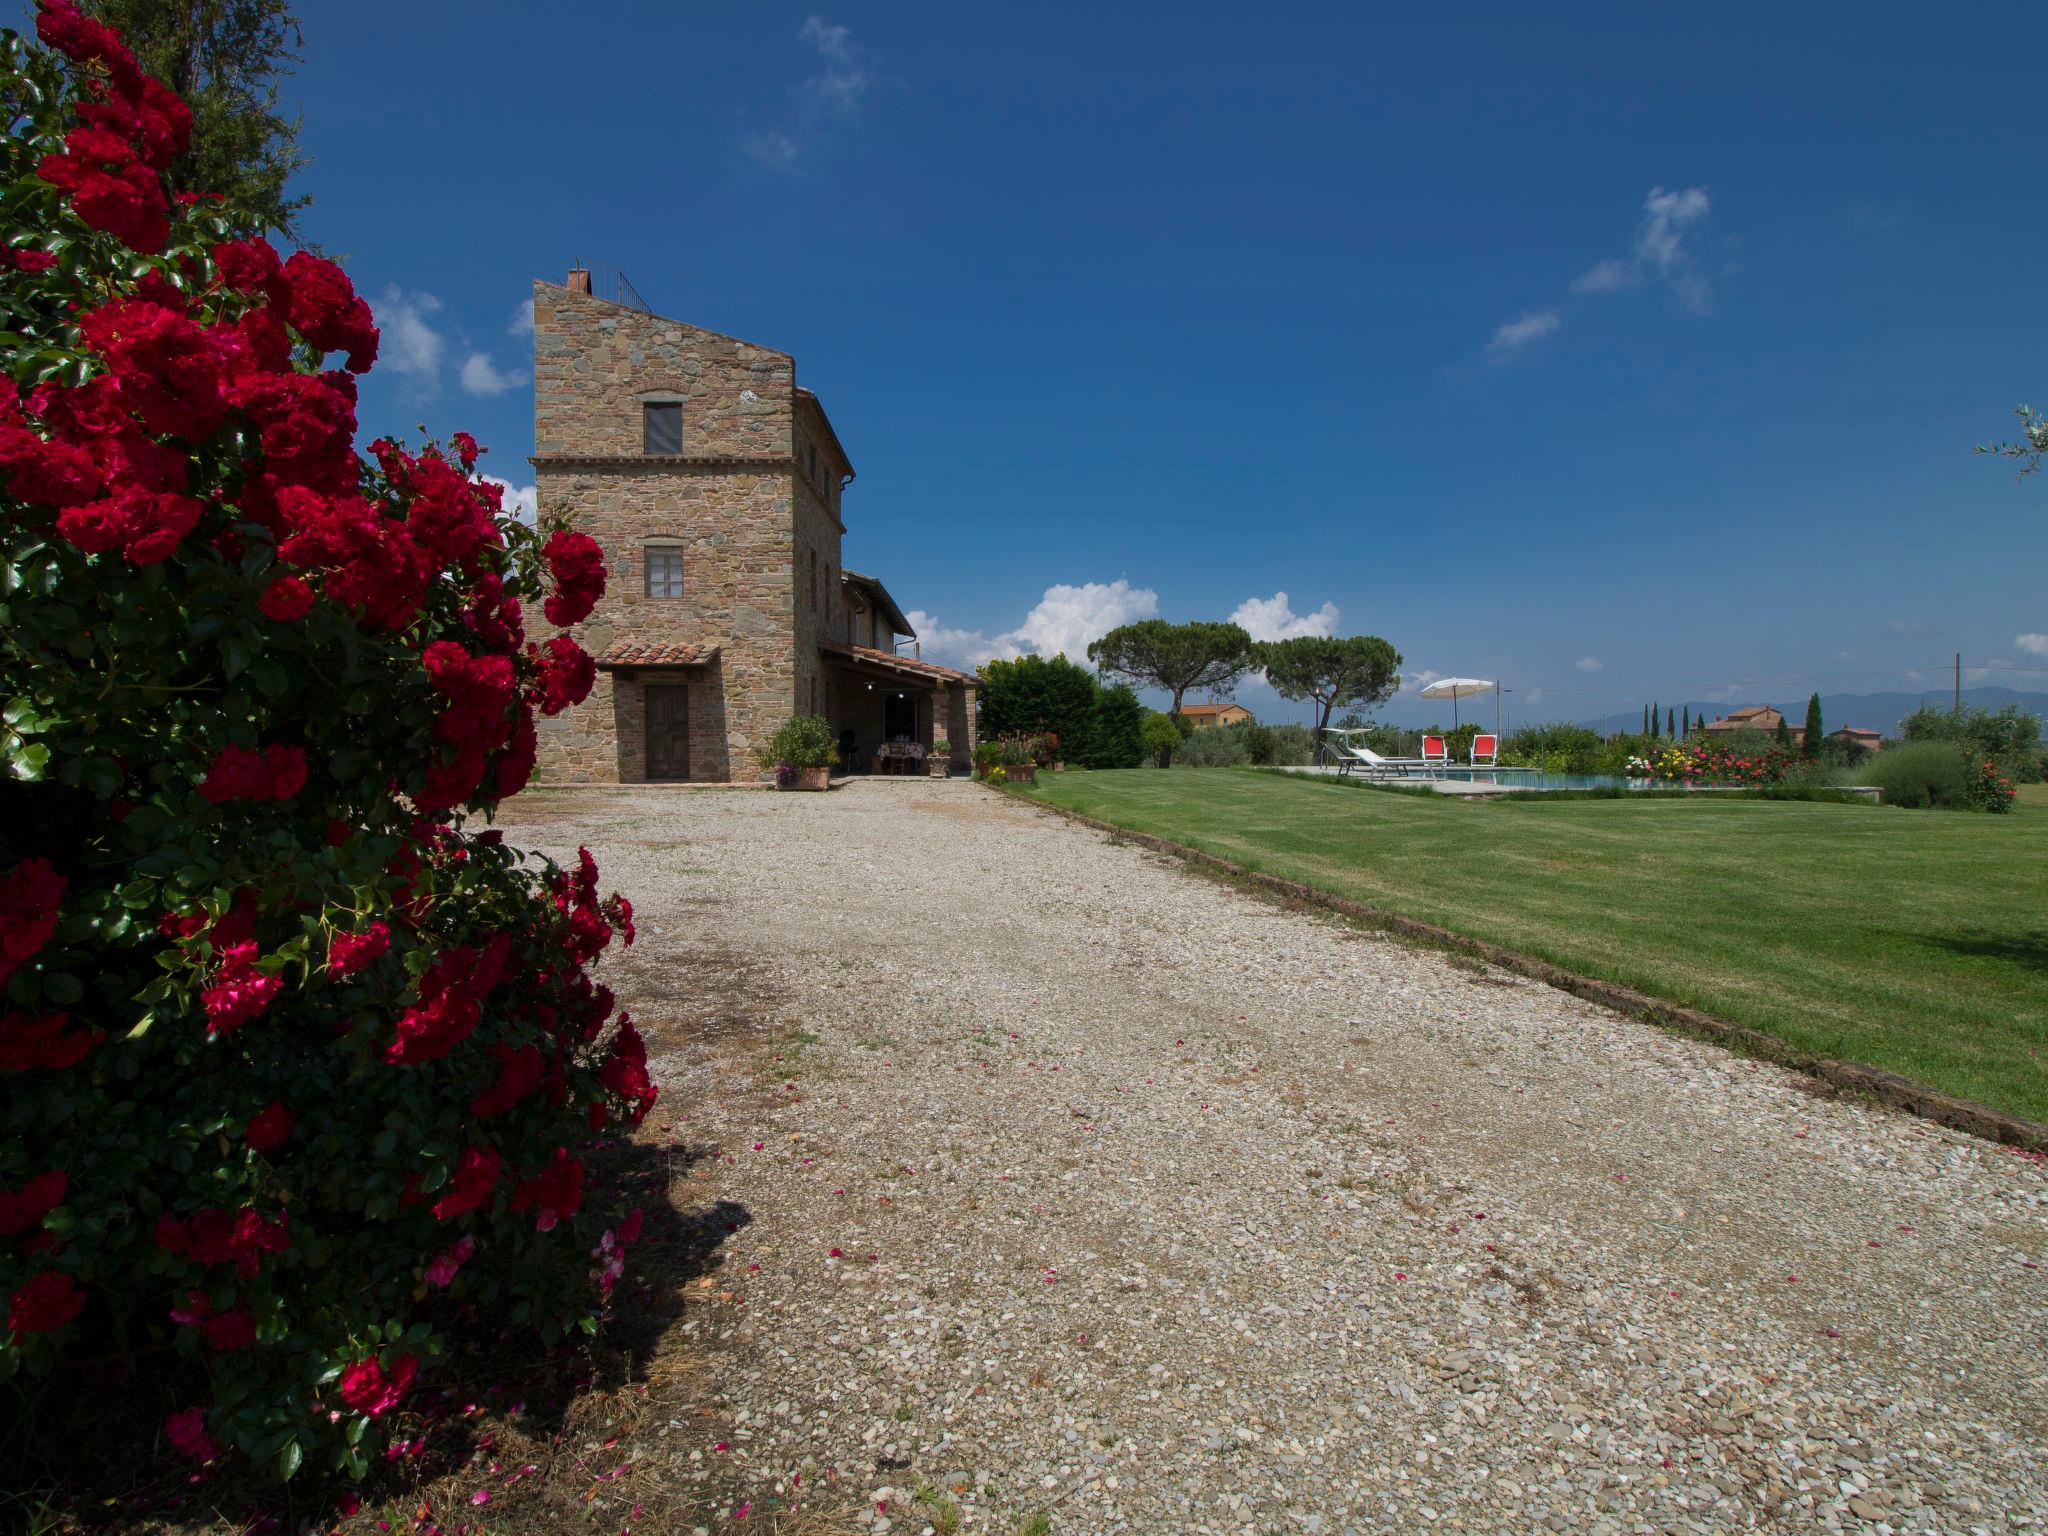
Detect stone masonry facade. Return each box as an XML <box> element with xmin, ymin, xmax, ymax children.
<box><xmin>530</xmin><ymin>271</ymin><xmax>976</xmax><ymax>783</ymax></box>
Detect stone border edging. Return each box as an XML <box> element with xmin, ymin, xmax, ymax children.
<box><xmin>1000</xmin><ymin>786</ymin><xmax>2048</xmax><ymax>1151</ymax></box>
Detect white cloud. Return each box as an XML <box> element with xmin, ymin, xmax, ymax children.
<box><xmin>903</xmin><ymin>610</ymin><xmax>1008</xmax><ymax>670</ymax></box>
<box><xmin>481</xmin><ymin>476</ymin><xmax>537</xmax><ymax>525</ymax></box>
<box><xmin>1572</xmin><ymin>186</ymin><xmax>1715</xmax><ymax>314</ymax></box>
<box><xmin>799</xmin><ymin>15</ymin><xmax>871</xmax><ymax>115</ymax></box>
<box><xmin>509</xmin><ymin>298</ymin><xmax>534</xmax><ymax>337</ymax></box>
<box><xmin>1486</xmin><ymin>309</ymin><xmax>1561</xmax><ymax>354</ymax></box>
<box><xmin>1570</xmin><ymin>258</ymin><xmax>1632</xmax><ymax>295</ymax></box>
<box><xmin>1836</xmin><ymin>650</ymin><xmax>1857</xmax><ymax>663</ymax></box>
<box><xmin>1575</xmin><ymin>655</ymin><xmax>1604</xmax><ymax>674</ymax></box>
<box><xmin>377</xmin><ymin>287</ymin><xmax>445</xmax><ymax>380</ymax></box>
<box><xmin>1230</xmin><ymin>591</ymin><xmax>1339</xmax><ymax>642</ymax></box>
<box><xmin>744</xmin><ymin>130</ymin><xmax>801</xmax><ymax>169</ymax></box>
<box><xmin>2016</xmin><ymin>633</ymin><xmax>2048</xmax><ymax>657</ymax></box>
<box><xmin>1965</xmin><ymin>658</ymin><xmax>2013</xmax><ymax>684</ymax></box>
<box><xmin>1406</xmin><ymin>668</ymin><xmax>1445</xmax><ymax>695</ymax></box>
<box><xmin>459</xmin><ymin>351</ymin><xmax>529</xmax><ymax>396</ymax></box>
<box><xmin>745</xmin><ymin>17</ymin><xmax>875</xmax><ymax>169</ymax></box>
<box><xmin>1007</xmin><ymin>580</ymin><xmax>1158</xmax><ymax>661</ymax></box>
<box><xmin>905</xmin><ymin>579</ymin><xmax>1160</xmax><ymax>672</ymax></box>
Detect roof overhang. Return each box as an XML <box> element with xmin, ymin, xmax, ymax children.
<box><xmin>821</xmin><ymin>641</ymin><xmax>978</xmax><ymax>689</ymax></box>
<box><xmin>840</xmin><ymin>570</ymin><xmax>914</xmax><ymax>637</ymax></box>
<box><xmin>794</xmin><ymin>387</ymin><xmax>854</xmax><ymax>484</ymax></box>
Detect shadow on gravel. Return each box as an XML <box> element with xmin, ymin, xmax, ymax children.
<box><xmin>5</xmin><ymin>1137</ymin><xmax>755</xmax><ymax>1536</ymax></box>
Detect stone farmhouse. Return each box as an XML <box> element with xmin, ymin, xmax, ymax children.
<box><xmin>529</xmin><ymin>269</ymin><xmax>979</xmax><ymax>783</ymax></box>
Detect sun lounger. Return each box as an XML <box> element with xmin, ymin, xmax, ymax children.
<box><xmin>1470</xmin><ymin>734</ymin><xmax>1498</xmax><ymax>767</ymax></box>
<box><xmin>1421</xmin><ymin>736</ymin><xmax>1449</xmax><ymax>775</ymax></box>
<box><xmin>1331</xmin><ymin>742</ymin><xmax>1428</xmax><ymax>778</ymax></box>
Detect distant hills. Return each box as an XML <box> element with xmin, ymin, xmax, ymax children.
<box><xmin>1565</xmin><ymin>687</ymin><xmax>2048</xmax><ymax>739</ymax></box>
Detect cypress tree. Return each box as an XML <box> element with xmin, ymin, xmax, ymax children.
<box><xmin>1667</xmin><ymin>705</ymin><xmax>1675</xmax><ymax>736</ymax></box>
<box><xmin>1641</xmin><ymin>704</ymin><xmax>1649</xmax><ymax>736</ymax></box>
<box><xmin>1681</xmin><ymin>704</ymin><xmax>1690</xmax><ymax>736</ymax></box>
<box><xmin>1775</xmin><ymin>712</ymin><xmax>1793</xmax><ymax>749</ymax></box>
<box><xmin>1803</xmin><ymin>692</ymin><xmax>1823</xmax><ymax>758</ymax></box>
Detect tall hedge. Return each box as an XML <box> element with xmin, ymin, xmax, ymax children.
<box><xmin>977</xmin><ymin>652</ymin><xmax>1100</xmax><ymax>761</ymax></box>
<box><xmin>1</xmin><ymin>4</ymin><xmax>651</xmax><ymax>1482</ymax></box>
<box><xmin>1081</xmin><ymin>683</ymin><xmax>1144</xmax><ymax>768</ymax></box>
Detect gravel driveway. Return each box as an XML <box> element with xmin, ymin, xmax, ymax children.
<box><xmin>505</xmin><ymin>779</ymin><xmax>2047</xmax><ymax>1536</ymax></box>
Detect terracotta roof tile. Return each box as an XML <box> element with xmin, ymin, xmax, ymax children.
<box><xmin>828</xmin><ymin>642</ymin><xmax>980</xmax><ymax>686</ymax></box>
<box><xmin>596</xmin><ymin>640</ymin><xmax>718</xmax><ymax>668</ymax></box>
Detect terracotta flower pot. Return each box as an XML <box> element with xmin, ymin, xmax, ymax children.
<box><xmin>1007</xmin><ymin>763</ymin><xmax>1037</xmax><ymax>784</ymax></box>
<box><xmin>795</xmin><ymin>765</ymin><xmax>831</xmax><ymax>791</ymax></box>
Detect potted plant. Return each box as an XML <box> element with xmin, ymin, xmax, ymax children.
<box><xmin>1003</xmin><ymin>736</ymin><xmax>1037</xmax><ymax>784</ymax></box>
<box><xmin>928</xmin><ymin>739</ymin><xmax>952</xmax><ymax>778</ymax></box>
<box><xmin>757</xmin><ymin>715</ymin><xmax>839</xmax><ymax>791</ymax></box>
<box><xmin>972</xmin><ymin>740</ymin><xmax>1006</xmax><ymax>781</ymax></box>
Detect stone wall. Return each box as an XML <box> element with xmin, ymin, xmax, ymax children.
<box><xmin>533</xmin><ymin>461</ymin><xmax>795</xmax><ymax>783</ymax></box>
<box><xmin>527</xmin><ymin>275</ymin><xmax>959</xmax><ymax>784</ymax></box>
<box><xmin>532</xmin><ymin>282</ymin><xmax>792</xmax><ymax>459</ymax></box>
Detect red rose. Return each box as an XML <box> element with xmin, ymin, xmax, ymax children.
<box><xmin>470</xmin><ymin>1042</ymin><xmax>544</xmax><ymax>1118</ymax></box>
<box><xmin>532</xmin><ymin>633</ymin><xmax>596</xmax><ymax>715</ymax></box>
<box><xmin>509</xmin><ymin>1148</ymin><xmax>584</xmax><ymax>1232</ymax></box>
<box><xmin>327</xmin><ymin>921</ymin><xmax>390</xmax><ymax>977</ymax></box>
<box><xmin>338</xmin><ymin>1352</ymin><xmax>418</xmax><ymax>1417</ymax></box>
<box><xmin>77</xmin><ymin>298</ymin><xmax>229</xmax><ymax>439</ymax></box>
<box><xmin>212</xmin><ymin>236</ymin><xmax>282</xmax><ymax>294</ymax></box>
<box><xmin>8</xmin><ymin>1270</ymin><xmax>85</xmax><ymax>1338</ymax></box>
<box><xmin>430</xmin><ymin>1144</ymin><xmax>501</xmax><ymax>1221</ymax></box>
<box><xmin>258</xmin><ymin>575</ymin><xmax>315</xmax><ymax>621</ymax></box>
<box><xmin>198</xmin><ymin>741</ymin><xmax>306</xmax><ymax>803</ymax></box>
<box><xmin>599</xmin><ymin>1017</ymin><xmax>659</xmax><ymax>1124</ymax></box>
<box><xmin>201</xmin><ymin>1307</ymin><xmax>256</xmax><ymax>1351</ymax></box>
<box><xmin>0</xmin><ymin>408</ymin><xmax>105</xmax><ymax>507</ymax></box>
<box><xmin>0</xmin><ymin>856</ymin><xmax>66</xmax><ymax>990</ymax></box>
<box><xmin>165</xmin><ymin>1407</ymin><xmax>221</xmax><ymax>1461</ymax></box>
<box><xmin>0</xmin><ymin>1170</ymin><xmax>67</xmax><ymax>1236</ymax></box>
<box><xmin>0</xmin><ymin>1010</ymin><xmax>104</xmax><ymax>1072</ymax></box>
<box><xmin>541</xmin><ymin>530</ymin><xmax>606</xmax><ymax>627</ymax></box>
<box><xmin>244</xmin><ymin>1101</ymin><xmax>294</xmax><ymax>1153</ymax></box>
<box><xmin>202</xmin><ymin>941</ymin><xmax>283</xmax><ymax>1034</ymax></box>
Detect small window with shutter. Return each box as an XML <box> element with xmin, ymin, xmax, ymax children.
<box><xmin>644</xmin><ymin>547</ymin><xmax>684</xmax><ymax>598</ymax></box>
<box><xmin>643</xmin><ymin>403</ymin><xmax>682</xmax><ymax>455</ymax></box>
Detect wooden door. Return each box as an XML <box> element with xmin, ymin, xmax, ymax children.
<box><xmin>645</xmin><ymin>684</ymin><xmax>690</xmax><ymax>780</ymax></box>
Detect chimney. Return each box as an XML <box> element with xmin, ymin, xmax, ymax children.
<box><xmin>566</xmin><ymin>267</ymin><xmax>591</xmax><ymax>296</ymax></box>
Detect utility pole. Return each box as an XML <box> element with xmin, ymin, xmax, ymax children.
<box><xmin>1954</xmin><ymin>653</ymin><xmax>1961</xmax><ymax>716</ymax></box>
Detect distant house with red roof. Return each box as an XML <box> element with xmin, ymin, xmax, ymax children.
<box><xmin>1704</xmin><ymin>704</ymin><xmax>1803</xmax><ymax>746</ymax></box>
<box><xmin>1180</xmin><ymin>703</ymin><xmax>1255</xmax><ymax>730</ymax></box>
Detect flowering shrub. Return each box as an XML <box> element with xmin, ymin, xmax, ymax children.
<box><xmin>1963</xmin><ymin>756</ymin><xmax>2016</xmax><ymax>814</ymax></box>
<box><xmin>1645</xmin><ymin>743</ymin><xmax>1795</xmax><ymax>787</ymax></box>
<box><xmin>1</xmin><ymin>5</ymin><xmax>652</xmax><ymax>1482</ymax></box>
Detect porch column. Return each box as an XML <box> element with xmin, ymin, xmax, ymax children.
<box><xmin>929</xmin><ymin>684</ymin><xmax>949</xmax><ymax>770</ymax></box>
<box><xmin>962</xmin><ymin>686</ymin><xmax>978</xmax><ymax>766</ymax></box>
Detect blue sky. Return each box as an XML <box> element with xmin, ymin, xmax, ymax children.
<box><xmin>276</xmin><ymin>0</ymin><xmax>2044</xmax><ymax>725</ymax></box>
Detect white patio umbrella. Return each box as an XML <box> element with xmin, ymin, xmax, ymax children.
<box><xmin>1418</xmin><ymin>676</ymin><xmax>1498</xmax><ymax>730</ymax></box>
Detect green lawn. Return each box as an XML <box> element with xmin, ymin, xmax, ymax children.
<box><xmin>1019</xmin><ymin>769</ymin><xmax>2048</xmax><ymax>1123</ymax></box>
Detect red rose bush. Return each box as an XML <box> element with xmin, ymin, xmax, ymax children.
<box><xmin>1</xmin><ymin>6</ymin><xmax>652</xmax><ymax>1481</ymax></box>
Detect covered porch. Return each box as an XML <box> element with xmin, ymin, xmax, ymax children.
<box><xmin>820</xmin><ymin>642</ymin><xmax>978</xmax><ymax>776</ymax></box>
